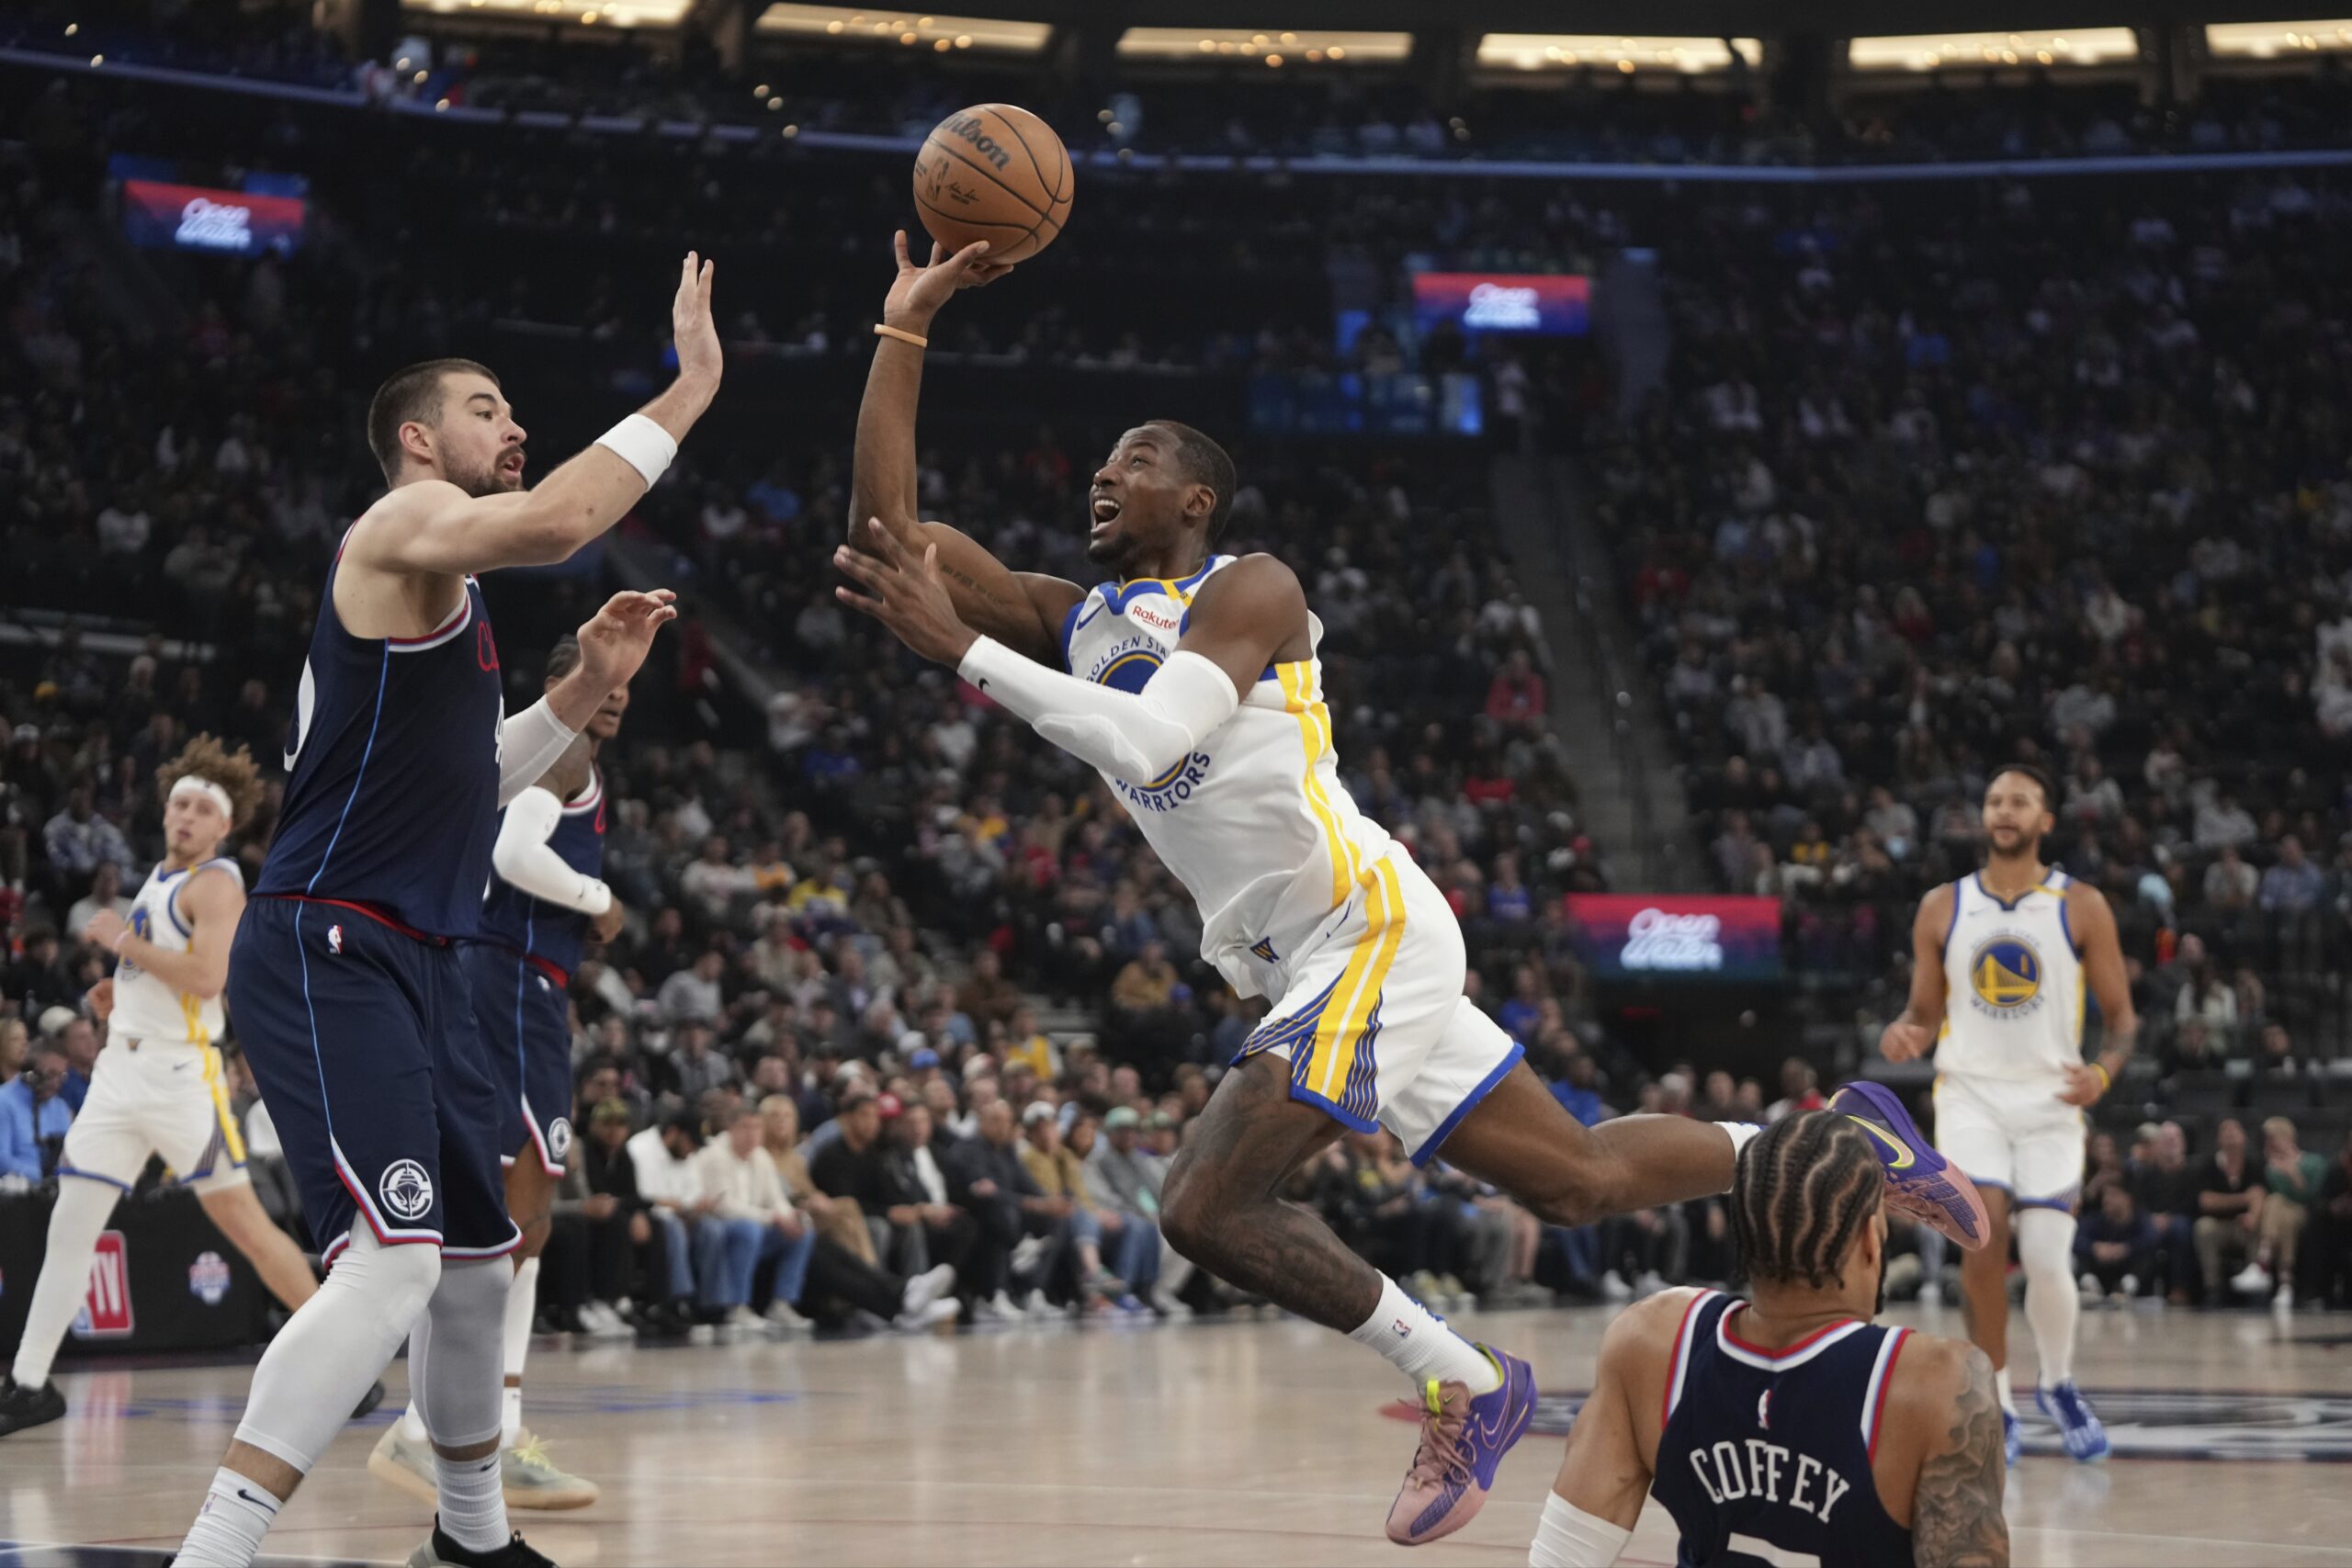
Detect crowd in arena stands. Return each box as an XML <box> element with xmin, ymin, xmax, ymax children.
<box><xmin>1596</xmin><ymin>167</ymin><xmax>2352</xmax><ymax>1073</ymax></box>
<box><xmin>11</xmin><ymin>3</ymin><xmax>2352</xmax><ymax>170</ymax></box>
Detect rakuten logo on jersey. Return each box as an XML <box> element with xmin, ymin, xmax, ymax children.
<box><xmin>1619</xmin><ymin>908</ymin><xmax>1724</xmax><ymax>973</ymax></box>
<box><xmin>1130</xmin><ymin>603</ymin><xmax>1182</xmax><ymax>635</ymax></box>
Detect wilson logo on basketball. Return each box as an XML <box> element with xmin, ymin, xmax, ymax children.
<box><xmin>940</xmin><ymin>114</ymin><xmax>1012</xmax><ymax>172</ymax></box>
<box><xmin>72</xmin><ymin>1232</ymin><xmax>135</xmax><ymax>1338</ymax></box>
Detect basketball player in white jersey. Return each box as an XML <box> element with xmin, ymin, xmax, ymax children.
<box><xmin>0</xmin><ymin>737</ymin><xmax>380</xmax><ymax>1435</ymax></box>
<box><xmin>841</xmin><ymin>235</ymin><xmax>1984</xmax><ymax>1545</ymax></box>
<box><xmin>1881</xmin><ymin>763</ymin><xmax>2137</xmax><ymax>1465</ymax></box>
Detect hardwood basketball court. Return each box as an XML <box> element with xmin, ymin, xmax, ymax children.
<box><xmin>4</xmin><ymin>1303</ymin><xmax>2348</xmax><ymax>1565</ymax></box>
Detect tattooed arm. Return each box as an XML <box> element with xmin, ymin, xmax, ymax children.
<box><xmin>849</xmin><ymin>231</ymin><xmax>1080</xmax><ymax>667</ymax></box>
<box><xmin>1905</xmin><ymin>1344</ymin><xmax>2010</xmax><ymax>1568</ymax></box>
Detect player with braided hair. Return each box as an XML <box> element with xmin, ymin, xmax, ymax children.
<box><xmin>1527</xmin><ymin>1111</ymin><xmax>2007</xmax><ymax>1568</ymax></box>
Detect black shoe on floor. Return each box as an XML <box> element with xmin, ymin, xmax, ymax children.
<box><xmin>353</xmin><ymin>1379</ymin><xmax>389</xmax><ymax>1420</ymax></box>
<box><xmin>0</xmin><ymin>1376</ymin><xmax>67</xmax><ymax>1437</ymax></box>
<box><xmin>409</xmin><ymin>1519</ymin><xmax>558</xmax><ymax>1567</ymax></box>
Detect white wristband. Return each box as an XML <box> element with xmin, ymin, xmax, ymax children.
<box><xmin>595</xmin><ymin>412</ymin><xmax>678</xmax><ymax>488</ymax></box>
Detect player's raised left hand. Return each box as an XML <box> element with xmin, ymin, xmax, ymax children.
<box><xmin>575</xmin><ymin>589</ymin><xmax>679</xmax><ymax>691</ymax></box>
<box><xmin>834</xmin><ymin>517</ymin><xmax>979</xmax><ymax>667</ymax></box>
<box><xmin>2055</xmin><ymin>1063</ymin><xmax>2106</xmax><ymax>1107</ymax></box>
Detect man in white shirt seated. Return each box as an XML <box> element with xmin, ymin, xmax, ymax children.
<box><xmin>628</xmin><ymin>1111</ymin><xmax>716</xmax><ymax>1314</ymax></box>
<box><xmin>693</xmin><ymin>1104</ymin><xmax>817</xmax><ymax>1332</ymax></box>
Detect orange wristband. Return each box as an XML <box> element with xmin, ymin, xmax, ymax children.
<box><xmin>874</xmin><ymin>323</ymin><xmax>930</xmax><ymax>349</ymax></box>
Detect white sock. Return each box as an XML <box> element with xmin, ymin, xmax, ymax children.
<box><xmin>1530</xmin><ymin>1491</ymin><xmax>1633</xmax><ymax>1568</ymax></box>
<box><xmin>11</xmin><ymin>1173</ymin><xmax>119</xmax><ymax>1388</ymax></box>
<box><xmin>2016</xmin><ymin>1208</ymin><xmax>2080</xmax><ymax>1389</ymax></box>
<box><xmin>401</xmin><ymin>1399</ymin><xmax>430</xmax><ymax>1443</ymax></box>
<box><xmin>1995</xmin><ymin>1365</ymin><xmax>2017</xmax><ymax>1416</ymax></box>
<box><xmin>434</xmin><ymin>1449</ymin><xmax>508</xmax><ymax>1553</ymax></box>
<box><xmin>1349</xmin><ymin>1273</ymin><xmax>1501</xmax><ymax>1394</ymax></box>
<box><xmin>176</xmin><ymin>1469</ymin><xmax>282</xmax><ymax>1568</ymax></box>
<box><xmin>503</xmin><ymin>1256</ymin><xmax>538</xmax><ymax>1445</ymax></box>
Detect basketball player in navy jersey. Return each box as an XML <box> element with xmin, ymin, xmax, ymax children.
<box><xmin>373</xmin><ymin>635</ymin><xmax>626</xmax><ymax>1512</ymax></box>
<box><xmin>172</xmin><ymin>255</ymin><xmax>719</xmax><ymax>1568</ymax></box>
<box><xmin>1527</xmin><ymin>1112</ymin><xmax>2009</xmax><ymax>1568</ymax></box>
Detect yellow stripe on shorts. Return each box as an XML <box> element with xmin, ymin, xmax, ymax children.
<box><xmin>1308</xmin><ymin>857</ymin><xmax>1408</xmax><ymax>1102</ymax></box>
<box><xmin>186</xmin><ymin>994</ymin><xmax>247</xmax><ymax>1166</ymax></box>
<box><xmin>1278</xmin><ymin>660</ymin><xmax>1359</xmax><ymax>908</ymax></box>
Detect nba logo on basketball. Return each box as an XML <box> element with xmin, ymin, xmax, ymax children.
<box><xmin>71</xmin><ymin>1232</ymin><xmax>135</xmax><ymax>1338</ymax></box>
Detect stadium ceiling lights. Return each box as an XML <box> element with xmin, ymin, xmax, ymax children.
<box><xmin>753</xmin><ymin>6</ymin><xmax>1049</xmax><ymax>51</ymax></box>
<box><xmin>404</xmin><ymin>0</ymin><xmax>690</xmax><ymax>25</ymax></box>
<box><xmin>1476</xmin><ymin>35</ymin><xmax>1761</xmax><ymax>73</ymax></box>
<box><xmin>2206</xmin><ymin>19</ymin><xmax>2352</xmax><ymax>55</ymax></box>
<box><xmin>1115</xmin><ymin>28</ymin><xmax>1412</xmax><ymax>65</ymax></box>
<box><xmin>1846</xmin><ymin>28</ymin><xmax>2140</xmax><ymax>71</ymax></box>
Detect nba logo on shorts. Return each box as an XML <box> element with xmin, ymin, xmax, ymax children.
<box><xmin>380</xmin><ymin>1159</ymin><xmax>435</xmax><ymax>1223</ymax></box>
<box><xmin>188</xmin><ymin>1250</ymin><xmax>232</xmax><ymax>1307</ymax></box>
<box><xmin>328</xmin><ymin>923</ymin><xmax>344</xmax><ymax>954</ymax></box>
<box><xmin>72</xmin><ymin>1232</ymin><xmax>135</xmax><ymax>1338</ymax></box>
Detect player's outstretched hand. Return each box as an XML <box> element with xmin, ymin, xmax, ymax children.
<box><xmin>835</xmin><ymin>517</ymin><xmax>978</xmax><ymax>668</ymax></box>
<box><xmin>672</xmin><ymin>252</ymin><xmax>721</xmax><ymax>389</ymax></box>
<box><xmin>576</xmin><ymin>589</ymin><xmax>679</xmax><ymax>691</ymax></box>
<box><xmin>884</xmin><ymin>231</ymin><xmax>1013</xmax><ymax>332</ymax></box>
<box><xmin>1879</xmin><ymin>1018</ymin><xmax>1934</xmax><ymax>1062</ymax></box>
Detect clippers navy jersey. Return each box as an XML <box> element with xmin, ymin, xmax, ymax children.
<box><xmin>254</xmin><ymin>545</ymin><xmax>504</xmax><ymax>939</ymax></box>
<box><xmin>478</xmin><ymin>767</ymin><xmax>605</xmax><ymax>978</ymax></box>
<box><xmin>1652</xmin><ymin>1291</ymin><xmax>1915</xmax><ymax>1568</ymax></box>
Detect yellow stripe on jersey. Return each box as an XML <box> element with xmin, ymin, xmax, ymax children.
<box><xmin>1278</xmin><ymin>660</ymin><xmax>1358</xmax><ymax>908</ymax></box>
<box><xmin>1309</xmin><ymin>857</ymin><xmax>1408</xmax><ymax>1101</ymax></box>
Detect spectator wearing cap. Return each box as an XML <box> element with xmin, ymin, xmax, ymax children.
<box><xmin>0</xmin><ymin>1036</ymin><xmax>73</xmax><ymax>1183</ymax></box>
<box><xmin>568</xmin><ymin>1097</ymin><xmax>692</xmax><ymax>1331</ymax></box>
<box><xmin>1019</xmin><ymin>1101</ymin><xmax>1125</xmax><ymax>1305</ymax></box>
<box><xmin>1082</xmin><ymin>1107</ymin><xmax>1167</xmax><ymax>1308</ymax></box>
<box><xmin>692</xmin><ymin>1103</ymin><xmax>818</xmax><ymax>1331</ymax></box>
<box><xmin>628</xmin><ymin>1110</ymin><xmax>718</xmax><ymax>1314</ymax></box>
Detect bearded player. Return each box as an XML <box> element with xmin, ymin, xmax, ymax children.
<box><xmin>1526</xmin><ymin>1111</ymin><xmax>2008</xmax><ymax>1568</ymax></box>
<box><xmin>169</xmin><ymin>255</ymin><xmax>716</xmax><ymax>1568</ymax></box>
<box><xmin>1879</xmin><ymin>763</ymin><xmax>2136</xmax><ymax>1466</ymax></box>
<box><xmin>373</xmin><ymin>636</ymin><xmax>628</xmax><ymax>1513</ymax></box>
<box><xmin>838</xmin><ymin>232</ymin><xmax>1989</xmax><ymax>1546</ymax></box>
<box><xmin>0</xmin><ymin>738</ymin><xmax>384</xmax><ymax>1437</ymax></box>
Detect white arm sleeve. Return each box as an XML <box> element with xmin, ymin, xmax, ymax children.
<box><xmin>490</xmin><ymin>786</ymin><xmax>614</xmax><ymax>915</ymax></box>
<box><xmin>497</xmin><ymin>698</ymin><xmax>580</xmax><ymax>808</ymax></box>
<box><xmin>957</xmin><ymin>635</ymin><xmax>1239</xmax><ymax>784</ymax></box>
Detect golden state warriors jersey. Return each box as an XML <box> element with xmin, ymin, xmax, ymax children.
<box><xmin>1939</xmin><ymin>869</ymin><xmax>2084</xmax><ymax>1082</ymax></box>
<box><xmin>1058</xmin><ymin>556</ymin><xmax>1394</xmax><ymax>998</ymax></box>
<box><xmin>112</xmin><ymin>858</ymin><xmax>242</xmax><ymax>1046</ymax></box>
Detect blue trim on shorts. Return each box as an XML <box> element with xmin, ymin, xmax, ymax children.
<box><xmin>1409</xmin><ymin>1042</ymin><xmax>1527</xmax><ymax>1167</ymax></box>
<box><xmin>1286</xmin><ymin>1078</ymin><xmax>1381</xmax><ymax>1134</ymax></box>
<box><xmin>55</xmin><ymin>1164</ymin><xmax>134</xmax><ymax>1191</ymax></box>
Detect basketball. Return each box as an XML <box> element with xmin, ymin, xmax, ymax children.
<box><xmin>912</xmin><ymin>103</ymin><xmax>1073</xmax><ymax>265</ymax></box>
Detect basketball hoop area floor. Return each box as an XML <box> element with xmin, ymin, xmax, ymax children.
<box><xmin>5</xmin><ymin>1302</ymin><xmax>2349</xmax><ymax>1566</ymax></box>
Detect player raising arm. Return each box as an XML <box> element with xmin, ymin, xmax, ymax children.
<box><xmin>1529</xmin><ymin>1112</ymin><xmax>2009</xmax><ymax>1568</ymax></box>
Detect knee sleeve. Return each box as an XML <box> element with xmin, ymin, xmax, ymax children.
<box><xmin>410</xmin><ymin>1258</ymin><xmax>511</xmax><ymax>1450</ymax></box>
<box><xmin>233</xmin><ymin>1230</ymin><xmax>438</xmax><ymax>1473</ymax></box>
<box><xmin>2016</xmin><ymin>1207</ymin><xmax>2077</xmax><ymax>1280</ymax></box>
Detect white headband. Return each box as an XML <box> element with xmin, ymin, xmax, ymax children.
<box><xmin>169</xmin><ymin>775</ymin><xmax>234</xmax><ymax>818</ymax></box>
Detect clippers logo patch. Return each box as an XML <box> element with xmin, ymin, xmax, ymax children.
<box><xmin>379</xmin><ymin>1159</ymin><xmax>435</xmax><ymax>1223</ymax></box>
